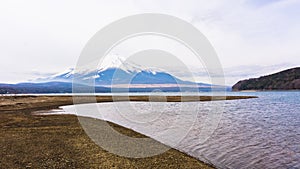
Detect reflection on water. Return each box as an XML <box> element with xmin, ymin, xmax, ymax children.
<box><xmin>50</xmin><ymin>92</ymin><xmax>300</xmax><ymax>169</ymax></box>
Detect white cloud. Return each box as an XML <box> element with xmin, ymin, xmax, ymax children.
<box><xmin>0</xmin><ymin>0</ymin><xmax>299</xmax><ymax>84</ymax></box>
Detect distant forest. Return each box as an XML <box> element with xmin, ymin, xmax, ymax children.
<box><xmin>232</xmin><ymin>67</ymin><xmax>300</xmax><ymax>91</ymax></box>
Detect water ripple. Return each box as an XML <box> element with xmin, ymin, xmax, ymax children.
<box><xmin>57</xmin><ymin>92</ymin><xmax>300</xmax><ymax>169</ymax></box>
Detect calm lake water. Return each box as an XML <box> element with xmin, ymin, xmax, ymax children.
<box><xmin>48</xmin><ymin>91</ymin><xmax>300</xmax><ymax>169</ymax></box>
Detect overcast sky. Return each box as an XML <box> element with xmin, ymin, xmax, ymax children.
<box><xmin>0</xmin><ymin>0</ymin><xmax>299</xmax><ymax>85</ymax></box>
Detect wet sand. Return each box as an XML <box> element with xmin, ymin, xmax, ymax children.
<box><xmin>0</xmin><ymin>95</ymin><xmax>256</xmax><ymax>168</ymax></box>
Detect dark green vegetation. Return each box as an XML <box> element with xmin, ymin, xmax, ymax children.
<box><xmin>232</xmin><ymin>67</ymin><xmax>300</xmax><ymax>91</ymax></box>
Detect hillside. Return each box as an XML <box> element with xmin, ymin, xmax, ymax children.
<box><xmin>232</xmin><ymin>67</ymin><xmax>300</xmax><ymax>91</ymax></box>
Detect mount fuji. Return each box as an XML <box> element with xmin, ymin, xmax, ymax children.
<box><xmin>37</xmin><ymin>58</ymin><xmax>209</xmax><ymax>87</ymax></box>
<box><xmin>41</xmin><ymin>68</ymin><xmax>197</xmax><ymax>86</ymax></box>
<box><xmin>0</xmin><ymin>58</ymin><xmax>229</xmax><ymax>94</ymax></box>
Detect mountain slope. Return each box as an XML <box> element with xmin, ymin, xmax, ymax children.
<box><xmin>232</xmin><ymin>67</ymin><xmax>300</xmax><ymax>91</ymax></box>
<box><xmin>39</xmin><ymin>67</ymin><xmax>208</xmax><ymax>86</ymax></box>
<box><xmin>0</xmin><ymin>58</ymin><xmax>229</xmax><ymax>94</ymax></box>
<box><xmin>0</xmin><ymin>82</ymin><xmax>111</xmax><ymax>94</ymax></box>
<box><xmin>0</xmin><ymin>81</ymin><xmax>223</xmax><ymax>94</ymax></box>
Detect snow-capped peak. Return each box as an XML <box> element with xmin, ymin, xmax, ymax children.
<box><xmin>98</xmin><ymin>56</ymin><xmax>160</xmax><ymax>74</ymax></box>
<box><xmin>35</xmin><ymin>56</ymin><xmax>167</xmax><ymax>84</ymax></box>
<box><xmin>51</xmin><ymin>68</ymin><xmax>74</xmax><ymax>78</ymax></box>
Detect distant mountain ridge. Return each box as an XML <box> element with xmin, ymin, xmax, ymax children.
<box><xmin>0</xmin><ymin>58</ymin><xmax>231</xmax><ymax>94</ymax></box>
<box><xmin>232</xmin><ymin>67</ymin><xmax>300</xmax><ymax>91</ymax></box>
<box><xmin>0</xmin><ymin>68</ymin><xmax>229</xmax><ymax>94</ymax></box>
<box><xmin>36</xmin><ymin>58</ymin><xmax>212</xmax><ymax>87</ymax></box>
<box><xmin>0</xmin><ymin>81</ymin><xmax>221</xmax><ymax>94</ymax></box>
<box><xmin>40</xmin><ymin>67</ymin><xmax>196</xmax><ymax>86</ymax></box>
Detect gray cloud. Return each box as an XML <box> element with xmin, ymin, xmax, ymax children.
<box><xmin>0</xmin><ymin>0</ymin><xmax>299</xmax><ymax>83</ymax></box>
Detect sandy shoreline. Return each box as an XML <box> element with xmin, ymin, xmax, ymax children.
<box><xmin>0</xmin><ymin>95</ymin><xmax>256</xmax><ymax>168</ymax></box>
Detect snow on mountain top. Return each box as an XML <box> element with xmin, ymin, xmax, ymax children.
<box><xmin>46</xmin><ymin>56</ymin><xmax>162</xmax><ymax>81</ymax></box>
<box><xmin>98</xmin><ymin>56</ymin><xmax>160</xmax><ymax>74</ymax></box>
<box><xmin>51</xmin><ymin>68</ymin><xmax>74</xmax><ymax>78</ymax></box>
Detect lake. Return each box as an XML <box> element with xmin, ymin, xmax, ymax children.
<box><xmin>47</xmin><ymin>91</ymin><xmax>300</xmax><ymax>169</ymax></box>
